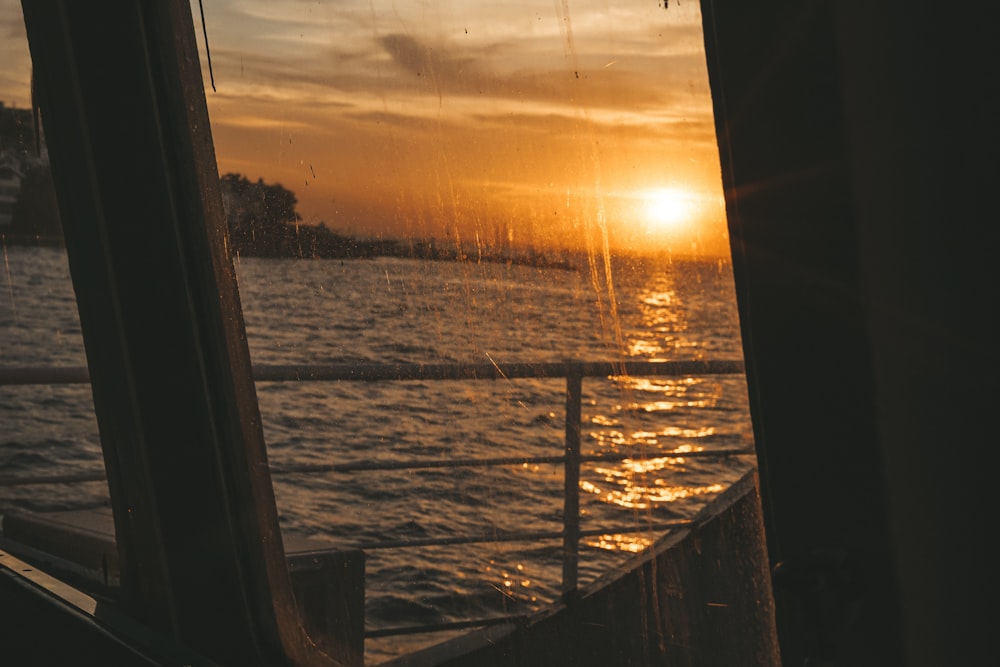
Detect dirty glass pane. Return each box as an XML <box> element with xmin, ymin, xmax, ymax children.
<box><xmin>0</xmin><ymin>2</ymin><xmax>109</xmax><ymax>528</ymax></box>
<box><xmin>192</xmin><ymin>0</ymin><xmax>755</xmax><ymax>660</ymax></box>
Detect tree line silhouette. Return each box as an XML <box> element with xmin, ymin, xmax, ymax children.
<box><xmin>219</xmin><ymin>174</ymin><xmax>574</xmax><ymax>268</ymax></box>
<box><xmin>3</xmin><ymin>168</ymin><xmax>385</xmax><ymax>258</ymax></box>
<box><xmin>220</xmin><ymin>173</ymin><xmax>393</xmax><ymax>259</ymax></box>
<box><xmin>7</xmin><ymin>102</ymin><xmax>559</xmax><ymax>263</ymax></box>
<box><xmin>3</xmin><ymin>161</ymin><xmax>575</xmax><ymax>269</ymax></box>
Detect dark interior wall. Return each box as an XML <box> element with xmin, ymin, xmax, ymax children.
<box><xmin>0</xmin><ymin>566</ymin><xmax>159</xmax><ymax>666</ymax></box>
<box><xmin>702</xmin><ymin>1</ymin><xmax>999</xmax><ymax>665</ymax></box>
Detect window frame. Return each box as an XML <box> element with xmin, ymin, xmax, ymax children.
<box><xmin>19</xmin><ymin>1</ymin><xmax>342</xmax><ymax>664</ymax></box>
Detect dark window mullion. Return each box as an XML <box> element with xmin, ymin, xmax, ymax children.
<box><xmin>20</xmin><ymin>1</ymin><xmax>340</xmax><ymax>664</ymax></box>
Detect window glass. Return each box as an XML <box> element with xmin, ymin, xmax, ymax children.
<box><xmin>1</xmin><ymin>0</ymin><xmax>757</xmax><ymax>661</ymax></box>
<box><xmin>0</xmin><ymin>1</ymin><xmax>108</xmax><ymax>517</ymax></box>
<box><xmin>193</xmin><ymin>0</ymin><xmax>754</xmax><ymax>659</ymax></box>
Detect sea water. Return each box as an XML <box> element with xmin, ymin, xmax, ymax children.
<box><xmin>0</xmin><ymin>245</ymin><xmax>754</xmax><ymax>661</ymax></box>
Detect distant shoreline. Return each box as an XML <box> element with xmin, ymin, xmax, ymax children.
<box><xmin>1</xmin><ymin>235</ymin><xmax>729</xmax><ymax>270</ymax></box>
<box><xmin>0</xmin><ymin>229</ymin><xmax>581</xmax><ymax>270</ymax></box>
<box><xmin>0</xmin><ymin>231</ymin><xmax>730</xmax><ymax>271</ymax></box>
<box><xmin>0</xmin><ymin>162</ymin><xmax>728</xmax><ymax>269</ymax></box>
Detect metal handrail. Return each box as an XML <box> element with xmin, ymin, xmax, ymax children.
<box><xmin>364</xmin><ymin>614</ymin><xmax>531</xmax><ymax>639</ymax></box>
<box><xmin>356</xmin><ymin>520</ymin><xmax>695</xmax><ymax>551</ymax></box>
<box><xmin>1</xmin><ymin>359</ymin><xmax>750</xmax><ymax>635</ymax></box>
<box><xmin>0</xmin><ymin>359</ymin><xmax>745</xmax><ymax>385</ymax></box>
<box><xmin>0</xmin><ymin>448</ymin><xmax>752</xmax><ymax>487</ymax></box>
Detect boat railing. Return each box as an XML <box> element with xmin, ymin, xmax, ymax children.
<box><xmin>0</xmin><ymin>359</ymin><xmax>752</xmax><ymax>638</ymax></box>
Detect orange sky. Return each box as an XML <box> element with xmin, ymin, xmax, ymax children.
<box><xmin>1</xmin><ymin>0</ymin><xmax>730</xmax><ymax>257</ymax></box>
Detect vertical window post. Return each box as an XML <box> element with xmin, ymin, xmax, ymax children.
<box><xmin>20</xmin><ymin>1</ymin><xmax>347</xmax><ymax>664</ymax></box>
<box><xmin>562</xmin><ymin>363</ymin><xmax>583</xmax><ymax>599</ymax></box>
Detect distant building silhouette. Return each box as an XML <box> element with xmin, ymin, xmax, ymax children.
<box><xmin>1</xmin><ymin>101</ymin><xmax>60</xmax><ymax>242</ymax></box>
<box><xmin>0</xmin><ymin>158</ymin><xmax>22</xmax><ymax>228</ymax></box>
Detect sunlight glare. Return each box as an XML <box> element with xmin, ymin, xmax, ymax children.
<box><xmin>643</xmin><ymin>188</ymin><xmax>693</xmax><ymax>231</ymax></box>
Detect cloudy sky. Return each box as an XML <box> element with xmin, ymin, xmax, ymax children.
<box><xmin>1</xmin><ymin>0</ymin><xmax>729</xmax><ymax>256</ymax></box>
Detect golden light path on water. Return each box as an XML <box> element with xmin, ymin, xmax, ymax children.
<box><xmin>582</xmin><ymin>373</ymin><xmax>729</xmax><ymax>552</ymax></box>
<box><xmin>481</xmin><ymin>561</ymin><xmax>539</xmax><ymax>605</ymax></box>
<box><xmin>570</xmin><ymin>261</ymin><xmax>747</xmax><ymax>554</ymax></box>
<box><xmin>626</xmin><ymin>285</ymin><xmax>703</xmax><ymax>357</ymax></box>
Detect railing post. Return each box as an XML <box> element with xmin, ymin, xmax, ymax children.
<box><xmin>562</xmin><ymin>363</ymin><xmax>583</xmax><ymax>600</ymax></box>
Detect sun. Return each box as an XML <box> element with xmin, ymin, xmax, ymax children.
<box><xmin>642</xmin><ymin>188</ymin><xmax>692</xmax><ymax>231</ymax></box>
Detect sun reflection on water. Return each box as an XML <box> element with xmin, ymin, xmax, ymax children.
<box><xmin>582</xmin><ymin>462</ymin><xmax>726</xmax><ymax>512</ymax></box>
<box><xmin>245</xmin><ymin>260</ymin><xmax>751</xmax><ymax>647</ymax></box>
<box><xmin>621</xmin><ymin>273</ymin><xmax>697</xmax><ymax>358</ymax></box>
<box><xmin>579</xmin><ymin>266</ymin><xmax>748</xmax><ymax>553</ymax></box>
<box><xmin>584</xmin><ymin>533</ymin><xmax>655</xmax><ymax>553</ymax></box>
<box><xmin>616</xmin><ymin>376</ymin><xmax>700</xmax><ymax>392</ymax></box>
<box><xmin>484</xmin><ymin>559</ymin><xmax>540</xmax><ymax>605</ymax></box>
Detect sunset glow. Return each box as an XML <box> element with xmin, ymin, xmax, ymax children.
<box><xmin>0</xmin><ymin>0</ymin><xmax>731</xmax><ymax>256</ymax></box>
<box><xmin>642</xmin><ymin>188</ymin><xmax>695</xmax><ymax>232</ymax></box>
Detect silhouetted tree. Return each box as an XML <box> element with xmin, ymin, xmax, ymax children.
<box><xmin>218</xmin><ymin>173</ymin><xmax>397</xmax><ymax>259</ymax></box>
<box><xmin>220</xmin><ymin>173</ymin><xmax>301</xmax><ymax>257</ymax></box>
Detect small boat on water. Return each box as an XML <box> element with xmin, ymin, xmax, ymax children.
<box><xmin>2</xmin><ymin>1</ymin><xmax>996</xmax><ymax>666</ymax></box>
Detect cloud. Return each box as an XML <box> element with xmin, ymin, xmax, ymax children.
<box><xmin>380</xmin><ymin>33</ymin><xmax>477</xmax><ymax>81</ymax></box>
<box><xmin>376</xmin><ymin>32</ymin><xmax>700</xmax><ymax>113</ymax></box>
<box><xmin>214</xmin><ymin>114</ymin><xmax>315</xmax><ymax>130</ymax></box>
<box><xmin>195</xmin><ymin>1</ymin><xmax>714</xmax><ymax>131</ymax></box>
<box><xmin>190</xmin><ymin>0</ymin><xmax>726</xmax><ymax>252</ymax></box>
<box><xmin>468</xmin><ymin>111</ymin><xmax>716</xmax><ymax>144</ymax></box>
<box><xmin>344</xmin><ymin>109</ymin><xmax>447</xmax><ymax>132</ymax></box>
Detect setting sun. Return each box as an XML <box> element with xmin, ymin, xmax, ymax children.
<box><xmin>642</xmin><ymin>188</ymin><xmax>695</xmax><ymax>231</ymax></box>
